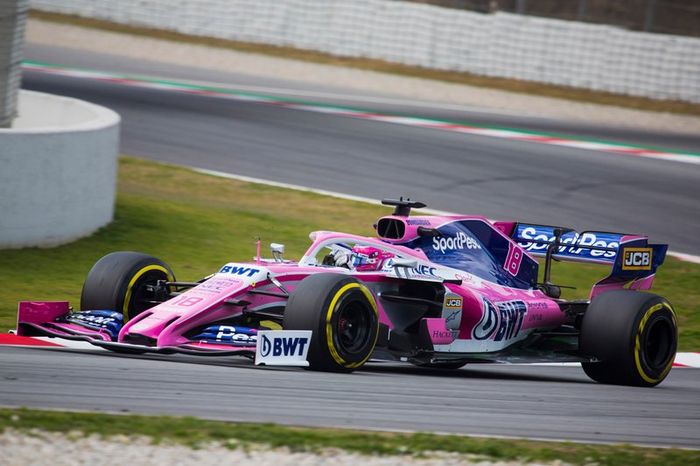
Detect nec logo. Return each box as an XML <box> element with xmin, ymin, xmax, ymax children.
<box><xmin>260</xmin><ymin>333</ymin><xmax>309</xmax><ymax>357</ymax></box>
<box><xmin>413</xmin><ymin>265</ymin><xmax>437</xmax><ymax>276</ymax></box>
<box><xmin>622</xmin><ymin>248</ymin><xmax>652</xmax><ymax>270</ymax></box>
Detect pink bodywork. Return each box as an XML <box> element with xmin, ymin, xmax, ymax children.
<box><xmin>588</xmin><ymin>234</ymin><xmax>657</xmax><ymax>299</ymax></box>
<box><xmin>17</xmin><ymin>301</ymin><xmax>69</xmax><ymax>327</ymax></box>
<box><xmin>23</xmin><ymin>213</ymin><xmax>644</xmax><ymax>354</ymax></box>
<box><xmin>112</xmin><ymin>220</ymin><xmax>566</xmax><ymax>350</ymax></box>
<box><xmin>16</xmin><ymin>301</ymin><xmax>113</xmax><ymax>341</ymax></box>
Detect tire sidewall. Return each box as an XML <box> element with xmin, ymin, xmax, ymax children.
<box><xmin>80</xmin><ymin>252</ymin><xmax>174</xmax><ymax>321</ymax></box>
<box><xmin>284</xmin><ymin>273</ymin><xmax>379</xmax><ymax>372</ymax></box>
<box><xmin>633</xmin><ymin>302</ymin><xmax>677</xmax><ymax>385</ymax></box>
<box><xmin>117</xmin><ymin>260</ymin><xmax>172</xmax><ymax>320</ymax></box>
<box><xmin>581</xmin><ymin>290</ymin><xmax>677</xmax><ymax>387</ymax></box>
<box><xmin>322</xmin><ymin>280</ymin><xmax>379</xmax><ymax>369</ymax></box>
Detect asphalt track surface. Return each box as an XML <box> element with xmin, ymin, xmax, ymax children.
<box><xmin>23</xmin><ymin>45</ymin><xmax>700</xmax><ymax>256</ymax></box>
<box><xmin>2</xmin><ymin>346</ymin><xmax>700</xmax><ymax>448</ymax></box>
<box><xmin>6</xmin><ymin>45</ymin><xmax>700</xmax><ymax>446</ymax></box>
<box><xmin>23</xmin><ymin>44</ymin><xmax>700</xmax><ymax>153</ymax></box>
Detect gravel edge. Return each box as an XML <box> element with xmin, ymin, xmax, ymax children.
<box><xmin>0</xmin><ymin>429</ymin><xmax>570</xmax><ymax>466</ymax></box>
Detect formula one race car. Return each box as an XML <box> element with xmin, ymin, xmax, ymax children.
<box><xmin>16</xmin><ymin>199</ymin><xmax>677</xmax><ymax>387</ymax></box>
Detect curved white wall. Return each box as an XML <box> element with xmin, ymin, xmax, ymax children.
<box><xmin>0</xmin><ymin>90</ymin><xmax>120</xmax><ymax>248</ymax></box>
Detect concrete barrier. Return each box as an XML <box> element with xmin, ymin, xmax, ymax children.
<box><xmin>30</xmin><ymin>0</ymin><xmax>700</xmax><ymax>103</ymax></box>
<box><xmin>0</xmin><ymin>90</ymin><xmax>120</xmax><ymax>248</ymax></box>
<box><xmin>0</xmin><ymin>0</ymin><xmax>29</xmax><ymax>127</ymax></box>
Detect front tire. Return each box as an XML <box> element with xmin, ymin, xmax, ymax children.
<box><xmin>580</xmin><ymin>290</ymin><xmax>677</xmax><ymax>387</ymax></box>
<box><xmin>81</xmin><ymin>251</ymin><xmax>175</xmax><ymax>322</ymax></box>
<box><xmin>283</xmin><ymin>273</ymin><xmax>379</xmax><ymax>372</ymax></box>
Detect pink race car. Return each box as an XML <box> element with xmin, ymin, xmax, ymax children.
<box><xmin>16</xmin><ymin>199</ymin><xmax>677</xmax><ymax>387</ymax></box>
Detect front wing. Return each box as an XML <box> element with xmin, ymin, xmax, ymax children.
<box><xmin>15</xmin><ymin>301</ymin><xmax>310</xmax><ymax>365</ymax></box>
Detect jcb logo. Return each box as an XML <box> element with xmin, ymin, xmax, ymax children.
<box><xmin>445</xmin><ymin>297</ymin><xmax>462</xmax><ymax>309</ymax></box>
<box><xmin>622</xmin><ymin>248</ymin><xmax>652</xmax><ymax>270</ymax></box>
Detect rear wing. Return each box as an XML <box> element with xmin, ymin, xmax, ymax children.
<box><xmin>509</xmin><ymin>223</ymin><xmax>668</xmax><ymax>297</ymax></box>
<box><xmin>512</xmin><ymin>223</ymin><xmax>666</xmax><ymax>265</ymax></box>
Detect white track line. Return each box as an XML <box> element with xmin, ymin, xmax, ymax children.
<box><xmin>23</xmin><ymin>62</ymin><xmax>700</xmax><ymax>166</ymax></box>
<box><xmin>667</xmin><ymin>251</ymin><xmax>700</xmax><ymax>264</ymax></box>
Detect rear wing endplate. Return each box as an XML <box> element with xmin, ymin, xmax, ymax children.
<box><xmin>510</xmin><ymin>223</ymin><xmax>667</xmax><ymax>296</ymax></box>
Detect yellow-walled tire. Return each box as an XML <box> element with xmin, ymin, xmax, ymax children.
<box><xmin>283</xmin><ymin>273</ymin><xmax>379</xmax><ymax>372</ymax></box>
<box><xmin>580</xmin><ymin>290</ymin><xmax>677</xmax><ymax>387</ymax></box>
<box><xmin>80</xmin><ymin>251</ymin><xmax>175</xmax><ymax>322</ymax></box>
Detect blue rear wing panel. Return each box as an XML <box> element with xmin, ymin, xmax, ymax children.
<box><xmin>513</xmin><ymin>224</ymin><xmax>668</xmax><ymax>291</ymax></box>
<box><xmin>513</xmin><ymin>224</ymin><xmax>625</xmax><ymax>264</ymax></box>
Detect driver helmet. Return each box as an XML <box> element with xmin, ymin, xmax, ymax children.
<box><xmin>351</xmin><ymin>246</ymin><xmax>394</xmax><ymax>272</ymax></box>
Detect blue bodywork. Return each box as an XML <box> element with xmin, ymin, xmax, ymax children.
<box><xmin>63</xmin><ymin>310</ymin><xmax>123</xmax><ymax>339</ymax></box>
<box><xmin>513</xmin><ymin>224</ymin><xmax>623</xmax><ymax>263</ymax></box>
<box><xmin>192</xmin><ymin>325</ymin><xmax>258</xmax><ymax>346</ymax></box>
<box><xmin>398</xmin><ymin>219</ymin><xmax>539</xmax><ymax>289</ymax></box>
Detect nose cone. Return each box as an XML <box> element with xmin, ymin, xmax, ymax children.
<box><xmin>128</xmin><ymin>314</ymin><xmax>171</xmax><ymax>337</ymax></box>
<box><xmin>117</xmin><ymin>273</ymin><xmax>254</xmax><ymax>346</ymax></box>
<box><xmin>119</xmin><ymin>308</ymin><xmax>185</xmax><ymax>345</ymax></box>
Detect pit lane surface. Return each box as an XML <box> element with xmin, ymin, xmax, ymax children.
<box><xmin>1</xmin><ymin>346</ymin><xmax>699</xmax><ymax>448</ymax></box>
<box><xmin>22</xmin><ymin>45</ymin><xmax>700</xmax><ymax>256</ymax></box>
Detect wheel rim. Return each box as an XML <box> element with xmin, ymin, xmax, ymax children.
<box><xmin>127</xmin><ymin>270</ymin><xmax>168</xmax><ymax>318</ymax></box>
<box><xmin>334</xmin><ymin>298</ymin><xmax>373</xmax><ymax>356</ymax></box>
<box><xmin>643</xmin><ymin>316</ymin><xmax>675</xmax><ymax>369</ymax></box>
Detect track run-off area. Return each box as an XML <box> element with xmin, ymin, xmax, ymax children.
<box><xmin>2</xmin><ymin>44</ymin><xmax>699</xmax><ymax>448</ymax></box>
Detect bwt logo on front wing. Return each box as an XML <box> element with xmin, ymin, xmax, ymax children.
<box><xmin>260</xmin><ymin>334</ymin><xmax>308</xmax><ymax>357</ymax></box>
<box><xmin>622</xmin><ymin>248</ymin><xmax>653</xmax><ymax>270</ymax></box>
<box><xmin>255</xmin><ymin>330</ymin><xmax>312</xmax><ymax>366</ymax></box>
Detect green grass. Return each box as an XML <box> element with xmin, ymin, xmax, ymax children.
<box><xmin>0</xmin><ymin>157</ymin><xmax>388</xmax><ymax>330</ymax></box>
<box><xmin>30</xmin><ymin>10</ymin><xmax>700</xmax><ymax>117</ymax></box>
<box><xmin>1</xmin><ymin>408</ymin><xmax>698</xmax><ymax>465</ymax></box>
<box><xmin>0</xmin><ymin>157</ymin><xmax>698</xmax><ymax>349</ymax></box>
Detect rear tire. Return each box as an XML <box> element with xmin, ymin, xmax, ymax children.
<box><xmin>283</xmin><ymin>273</ymin><xmax>379</xmax><ymax>372</ymax></box>
<box><xmin>81</xmin><ymin>251</ymin><xmax>175</xmax><ymax>322</ymax></box>
<box><xmin>580</xmin><ymin>290</ymin><xmax>677</xmax><ymax>387</ymax></box>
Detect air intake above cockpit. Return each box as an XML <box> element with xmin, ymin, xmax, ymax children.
<box><xmin>376</xmin><ymin>217</ymin><xmax>406</xmax><ymax>240</ymax></box>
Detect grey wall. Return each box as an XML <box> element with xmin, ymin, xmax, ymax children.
<box><xmin>0</xmin><ymin>0</ymin><xmax>29</xmax><ymax>127</ymax></box>
<box><xmin>31</xmin><ymin>0</ymin><xmax>700</xmax><ymax>103</ymax></box>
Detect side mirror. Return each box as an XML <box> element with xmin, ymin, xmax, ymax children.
<box><xmin>417</xmin><ymin>226</ymin><xmax>440</xmax><ymax>237</ymax></box>
<box><xmin>270</xmin><ymin>243</ymin><xmax>285</xmax><ymax>262</ymax></box>
<box><xmin>391</xmin><ymin>258</ymin><xmax>418</xmax><ymax>269</ymax></box>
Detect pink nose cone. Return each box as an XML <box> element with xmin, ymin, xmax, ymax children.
<box><xmin>119</xmin><ymin>309</ymin><xmax>186</xmax><ymax>346</ymax></box>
